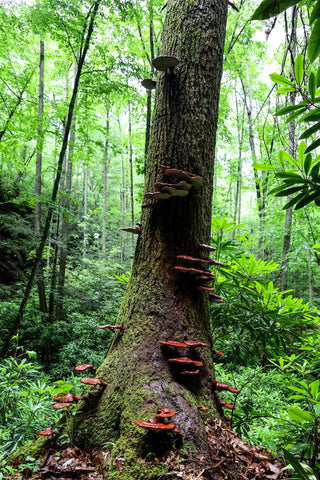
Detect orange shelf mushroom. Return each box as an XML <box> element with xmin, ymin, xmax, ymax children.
<box><xmin>209</xmin><ymin>293</ymin><xmax>223</xmax><ymax>302</ymax></box>
<box><xmin>159</xmin><ymin>340</ymin><xmax>188</xmax><ymax>348</ymax></box>
<box><xmin>74</xmin><ymin>364</ymin><xmax>96</xmax><ymax>372</ymax></box>
<box><xmin>155</xmin><ymin>408</ymin><xmax>177</xmax><ymax>420</ymax></box>
<box><xmin>80</xmin><ymin>377</ymin><xmax>106</xmax><ymax>386</ymax></box>
<box><xmin>199</xmin><ymin>243</ymin><xmax>216</xmax><ymax>252</ymax></box>
<box><xmin>184</xmin><ymin>340</ymin><xmax>210</xmax><ymax>347</ymax></box>
<box><xmin>121</xmin><ymin>227</ymin><xmax>141</xmax><ymax>234</ymax></box>
<box><xmin>168</xmin><ymin>357</ymin><xmax>203</xmax><ymax>367</ymax></box>
<box><xmin>98</xmin><ymin>324</ymin><xmax>125</xmax><ymax>332</ymax></box>
<box><xmin>198</xmin><ymin>405</ymin><xmax>208</xmax><ymax>411</ymax></box>
<box><xmin>134</xmin><ymin>419</ymin><xmax>176</xmax><ymax>430</ymax></box>
<box><xmin>39</xmin><ymin>429</ymin><xmax>53</xmax><ymax>436</ymax></box>
<box><xmin>174</xmin><ymin>266</ymin><xmax>214</xmax><ymax>276</ymax></box>
<box><xmin>179</xmin><ymin>369</ymin><xmax>200</xmax><ymax>375</ymax></box>
<box><xmin>213</xmin><ymin>349</ymin><xmax>224</xmax><ymax>356</ymax></box>
<box><xmin>220</xmin><ymin>400</ymin><xmax>235</xmax><ymax>410</ymax></box>
<box><xmin>53</xmin><ymin>393</ymin><xmax>75</xmax><ymax>403</ymax></box>
<box><xmin>52</xmin><ymin>403</ymin><xmax>71</xmax><ymax>410</ymax></box>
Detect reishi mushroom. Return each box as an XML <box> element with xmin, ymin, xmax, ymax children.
<box><xmin>155</xmin><ymin>408</ymin><xmax>177</xmax><ymax>420</ymax></box>
<box><xmin>121</xmin><ymin>227</ymin><xmax>141</xmax><ymax>234</ymax></box>
<box><xmin>98</xmin><ymin>324</ymin><xmax>125</xmax><ymax>331</ymax></box>
<box><xmin>168</xmin><ymin>357</ymin><xmax>203</xmax><ymax>367</ymax></box>
<box><xmin>134</xmin><ymin>419</ymin><xmax>176</xmax><ymax>430</ymax></box>
<box><xmin>52</xmin><ymin>403</ymin><xmax>71</xmax><ymax>410</ymax></box>
<box><xmin>213</xmin><ymin>349</ymin><xmax>224</xmax><ymax>356</ymax></box>
<box><xmin>39</xmin><ymin>429</ymin><xmax>53</xmax><ymax>436</ymax></box>
<box><xmin>199</xmin><ymin>243</ymin><xmax>216</xmax><ymax>252</ymax></box>
<box><xmin>80</xmin><ymin>377</ymin><xmax>106</xmax><ymax>386</ymax></box>
<box><xmin>174</xmin><ymin>266</ymin><xmax>214</xmax><ymax>276</ymax></box>
<box><xmin>212</xmin><ymin>381</ymin><xmax>239</xmax><ymax>394</ymax></box>
<box><xmin>159</xmin><ymin>340</ymin><xmax>188</xmax><ymax>348</ymax></box>
<box><xmin>220</xmin><ymin>400</ymin><xmax>235</xmax><ymax>410</ymax></box>
<box><xmin>209</xmin><ymin>293</ymin><xmax>223</xmax><ymax>302</ymax></box>
<box><xmin>179</xmin><ymin>369</ymin><xmax>200</xmax><ymax>375</ymax></box>
<box><xmin>198</xmin><ymin>405</ymin><xmax>208</xmax><ymax>411</ymax></box>
<box><xmin>74</xmin><ymin>364</ymin><xmax>96</xmax><ymax>372</ymax></box>
<box><xmin>53</xmin><ymin>393</ymin><xmax>75</xmax><ymax>403</ymax></box>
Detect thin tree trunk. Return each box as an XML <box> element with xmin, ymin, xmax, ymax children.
<box><xmin>35</xmin><ymin>39</ymin><xmax>47</xmax><ymax>314</ymax></box>
<box><xmin>128</xmin><ymin>103</ymin><xmax>134</xmax><ymax>253</ymax></box>
<box><xmin>280</xmin><ymin>7</ymin><xmax>298</xmax><ymax>290</ymax></box>
<box><xmin>118</xmin><ymin>119</ymin><xmax>126</xmax><ymax>262</ymax></box>
<box><xmin>1</xmin><ymin>0</ymin><xmax>102</xmax><ymax>356</ymax></box>
<box><xmin>233</xmin><ymin>87</ymin><xmax>244</xmax><ymax>238</ymax></box>
<box><xmin>102</xmin><ymin>109</ymin><xmax>110</xmax><ymax>257</ymax></box>
<box><xmin>83</xmin><ymin>156</ymin><xmax>89</xmax><ymax>260</ymax></box>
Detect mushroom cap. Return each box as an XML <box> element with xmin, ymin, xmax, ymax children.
<box><xmin>198</xmin><ymin>405</ymin><xmax>208</xmax><ymax>411</ymax></box>
<box><xmin>80</xmin><ymin>377</ymin><xmax>106</xmax><ymax>386</ymax></box>
<box><xmin>227</xmin><ymin>386</ymin><xmax>239</xmax><ymax>394</ymax></box>
<box><xmin>163</xmin><ymin>168</ymin><xmax>203</xmax><ymax>186</ymax></box>
<box><xmin>161</xmin><ymin>186</ymin><xmax>189</xmax><ymax>197</ymax></box>
<box><xmin>52</xmin><ymin>403</ymin><xmax>71</xmax><ymax>409</ymax></box>
<box><xmin>159</xmin><ymin>340</ymin><xmax>188</xmax><ymax>348</ymax></box>
<box><xmin>199</xmin><ymin>243</ymin><xmax>216</xmax><ymax>251</ymax></box>
<box><xmin>39</xmin><ymin>429</ymin><xmax>53</xmax><ymax>436</ymax></box>
<box><xmin>174</xmin><ymin>266</ymin><xmax>214</xmax><ymax>276</ymax></box>
<box><xmin>134</xmin><ymin>420</ymin><xmax>176</xmax><ymax>430</ymax></box>
<box><xmin>74</xmin><ymin>364</ymin><xmax>96</xmax><ymax>372</ymax></box>
<box><xmin>220</xmin><ymin>400</ymin><xmax>235</xmax><ymax>410</ymax></box>
<box><xmin>141</xmin><ymin>78</ymin><xmax>156</xmax><ymax>90</ymax></box>
<box><xmin>213</xmin><ymin>349</ymin><xmax>224</xmax><ymax>356</ymax></box>
<box><xmin>145</xmin><ymin>191</ymin><xmax>171</xmax><ymax>200</ymax></box>
<box><xmin>209</xmin><ymin>293</ymin><xmax>224</xmax><ymax>302</ymax></box>
<box><xmin>74</xmin><ymin>395</ymin><xmax>84</xmax><ymax>401</ymax></box>
<box><xmin>212</xmin><ymin>381</ymin><xmax>229</xmax><ymax>391</ymax></box>
<box><xmin>53</xmin><ymin>393</ymin><xmax>74</xmax><ymax>403</ymax></box>
<box><xmin>168</xmin><ymin>357</ymin><xmax>203</xmax><ymax>367</ymax></box>
<box><xmin>184</xmin><ymin>340</ymin><xmax>210</xmax><ymax>347</ymax></box>
<box><xmin>152</xmin><ymin>55</ymin><xmax>179</xmax><ymax>71</ymax></box>
<box><xmin>98</xmin><ymin>324</ymin><xmax>125</xmax><ymax>331</ymax></box>
<box><xmin>121</xmin><ymin>227</ymin><xmax>141</xmax><ymax>234</ymax></box>
<box><xmin>197</xmin><ymin>285</ymin><xmax>216</xmax><ymax>292</ymax></box>
<box><xmin>155</xmin><ymin>408</ymin><xmax>177</xmax><ymax>419</ymax></box>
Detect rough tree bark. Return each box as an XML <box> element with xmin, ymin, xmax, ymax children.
<box><xmin>68</xmin><ymin>0</ymin><xmax>228</xmax><ymax>466</ymax></box>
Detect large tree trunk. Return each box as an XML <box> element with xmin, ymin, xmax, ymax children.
<box><xmin>70</xmin><ymin>0</ymin><xmax>228</xmax><ymax>464</ymax></box>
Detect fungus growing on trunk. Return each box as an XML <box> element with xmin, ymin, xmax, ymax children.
<box><xmin>98</xmin><ymin>324</ymin><xmax>125</xmax><ymax>331</ymax></box>
<box><xmin>159</xmin><ymin>340</ymin><xmax>188</xmax><ymax>348</ymax></box>
<box><xmin>220</xmin><ymin>400</ymin><xmax>235</xmax><ymax>410</ymax></box>
<box><xmin>163</xmin><ymin>168</ymin><xmax>203</xmax><ymax>186</ymax></box>
<box><xmin>212</xmin><ymin>381</ymin><xmax>229</xmax><ymax>392</ymax></box>
<box><xmin>152</xmin><ymin>55</ymin><xmax>179</xmax><ymax>71</ymax></box>
<box><xmin>178</xmin><ymin>369</ymin><xmax>200</xmax><ymax>375</ymax></box>
<box><xmin>197</xmin><ymin>285</ymin><xmax>215</xmax><ymax>292</ymax></box>
<box><xmin>121</xmin><ymin>227</ymin><xmax>141</xmax><ymax>234</ymax></box>
<box><xmin>168</xmin><ymin>357</ymin><xmax>203</xmax><ymax>367</ymax></box>
<box><xmin>213</xmin><ymin>349</ymin><xmax>224</xmax><ymax>356</ymax></box>
<box><xmin>184</xmin><ymin>340</ymin><xmax>210</xmax><ymax>348</ymax></box>
<box><xmin>198</xmin><ymin>405</ymin><xmax>208</xmax><ymax>411</ymax></box>
<box><xmin>227</xmin><ymin>386</ymin><xmax>239</xmax><ymax>394</ymax></box>
<box><xmin>53</xmin><ymin>393</ymin><xmax>75</xmax><ymax>403</ymax></box>
<box><xmin>161</xmin><ymin>186</ymin><xmax>189</xmax><ymax>197</ymax></box>
<box><xmin>199</xmin><ymin>243</ymin><xmax>216</xmax><ymax>251</ymax></box>
<box><xmin>141</xmin><ymin>78</ymin><xmax>156</xmax><ymax>90</ymax></box>
<box><xmin>39</xmin><ymin>429</ymin><xmax>53</xmax><ymax>436</ymax></box>
<box><xmin>176</xmin><ymin>255</ymin><xmax>219</xmax><ymax>266</ymax></box>
<box><xmin>155</xmin><ymin>408</ymin><xmax>177</xmax><ymax>420</ymax></box>
<box><xmin>52</xmin><ymin>403</ymin><xmax>71</xmax><ymax>410</ymax></box>
<box><xmin>174</xmin><ymin>266</ymin><xmax>214</xmax><ymax>276</ymax></box>
<box><xmin>74</xmin><ymin>364</ymin><xmax>96</xmax><ymax>372</ymax></box>
<box><xmin>134</xmin><ymin>420</ymin><xmax>176</xmax><ymax>430</ymax></box>
<box><xmin>209</xmin><ymin>293</ymin><xmax>223</xmax><ymax>302</ymax></box>
<box><xmin>145</xmin><ymin>191</ymin><xmax>171</xmax><ymax>200</ymax></box>
<box><xmin>80</xmin><ymin>377</ymin><xmax>107</xmax><ymax>386</ymax></box>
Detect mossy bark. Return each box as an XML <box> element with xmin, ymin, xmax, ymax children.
<box><xmin>70</xmin><ymin>0</ymin><xmax>228</xmax><ymax>458</ymax></box>
<box><xmin>11</xmin><ymin>0</ymin><xmax>229</xmax><ymax>476</ymax></box>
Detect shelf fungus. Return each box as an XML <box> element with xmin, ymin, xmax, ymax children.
<box><xmin>168</xmin><ymin>357</ymin><xmax>203</xmax><ymax>367</ymax></box>
<box><xmin>209</xmin><ymin>293</ymin><xmax>224</xmax><ymax>303</ymax></box>
<box><xmin>197</xmin><ymin>285</ymin><xmax>216</xmax><ymax>292</ymax></box>
<box><xmin>174</xmin><ymin>266</ymin><xmax>214</xmax><ymax>276</ymax></box>
<box><xmin>163</xmin><ymin>168</ymin><xmax>203</xmax><ymax>187</ymax></box>
<box><xmin>39</xmin><ymin>429</ymin><xmax>53</xmax><ymax>436</ymax></box>
<box><xmin>178</xmin><ymin>369</ymin><xmax>200</xmax><ymax>375</ymax></box>
<box><xmin>141</xmin><ymin>78</ymin><xmax>156</xmax><ymax>90</ymax></box>
<box><xmin>98</xmin><ymin>324</ymin><xmax>125</xmax><ymax>331</ymax></box>
<box><xmin>134</xmin><ymin>419</ymin><xmax>176</xmax><ymax>430</ymax></box>
<box><xmin>145</xmin><ymin>191</ymin><xmax>171</xmax><ymax>200</ymax></box>
<box><xmin>159</xmin><ymin>340</ymin><xmax>188</xmax><ymax>348</ymax></box>
<box><xmin>74</xmin><ymin>364</ymin><xmax>96</xmax><ymax>373</ymax></box>
<box><xmin>152</xmin><ymin>55</ymin><xmax>179</xmax><ymax>72</ymax></box>
<box><xmin>184</xmin><ymin>340</ymin><xmax>210</xmax><ymax>347</ymax></box>
<box><xmin>80</xmin><ymin>377</ymin><xmax>107</xmax><ymax>386</ymax></box>
<box><xmin>121</xmin><ymin>226</ymin><xmax>141</xmax><ymax>234</ymax></box>
<box><xmin>53</xmin><ymin>393</ymin><xmax>75</xmax><ymax>403</ymax></box>
<box><xmin>52</xmin><ymin>403</ymin><xmax>71</xmax><ymax>410</ymax></box>
<box><xmin>198</xmin><ymin>405</ymin><xmax>208</xmax><ymax>411</ymax></box>
<box><xmin>199</xmin><ymin>243</ymin><xmax>216</xmax><ymax>252</ymax></box>
<box><xmin>155</xmin><ymin>408</ymin><xmax>177</xmax><ymax>420</ymax></box>
<box><xmin>176</xmin><ymin>255</ymin><xmax>221</xmax><ymax>266</ymax></box>
<box><xmin>220</xmin><ymin>400</ymin><xmax>235</xmax><ymax>410</ymax></box>
<box><xmin>213</xmin><ymin>349</ymin><xmax>224</xmax><ymax>356</ymax></box>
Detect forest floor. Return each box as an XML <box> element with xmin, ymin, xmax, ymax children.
<box><xmin>9</xmin><ymin>419</ymin><xmax>290</xmax><ymax>480</ymax></box>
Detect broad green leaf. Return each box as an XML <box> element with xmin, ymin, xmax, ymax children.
<box><xmin>278</xmin><ymin>150</ymin><xmax>299</xmax><ymax>168</ymax></box>
<box><xmin>283</xmin><ymin>191</ymin><xmax>308</xmax><ymax>209</ymax></box>
<box><xmin>287</xmin><ymin>109</ymin><xmax>309</xmax><ymax>123</ymax></box>
<box><xmin>277</xmin><ymin>86</ymin><xmax>296</xmax><ymax>94</ymax></box>
<box><xmin>275</xmin><ymin>104</ymin><xmax>307</xmax><ymax>116</ymax></box>
<box><xmin>311</xmin><ymin>163</ymin><xmax>320</xmax><ymax>179</ymax></box>
<box><xmin>274</xmin><ymin>186</ymin><xmax>304</xmax><ymax>197</ymax></box>
<box><xmin>310</xmin><ymin>0</ymin><xmax>320</xmax><ymax>25</ymax></box>
<box><xmin>295</xmin><ymin>190</ymin><xmax>320</xmax><ymax>209</ymax></box>
<box><xmin>298</xmin><ymin>141</ymin><xmax>306</xmax><ymax>166</ymax></box>
<box><xmin>309</xmin><ymin>72</ymin><xmax>316</xmax><ymax>100</ymax></box>
<box><xmin>270</xmin><ymin>73</ymin><xmax>295</xmax><ymax>86</ymax></box>
<box><xmin>308</xmin><ymin>18</ymin><xmax>320</xmax><ymax>63</ymax></box>
<box><xmin>294</xmin><ymin>54</ymin><xmax>303</xmax><ymax>84</ymax></box>
<box><xmin>252</xmin><ymin>163</ymin><xmax>278</xmax><ymax>170</ymax></box>
<box><xmin>299</xmin><ymin>111</ymin><xmax>320</xmax><ymax>123</ymax></box>
<box><xmin>305</xmin><ymin>137</ymin><xmax>320</xmax><ymax>153</ymax></box>
<box><xmin>282</xmin><ymin>448</ymin><xmax>317</xmax><ymax>480</ymax></box>
<box><xmin>287</xmin><ymin>406</ymin><xmax>314</xmax><ymax>422</ymax></box>
<box><xmin>317</xmin><ymin>67</ymin><xmax>320</xmax><ymax>87</ymax></box>
<box><xmin>251</xmin><ymin>0</ymin><xmax>301</xmax><ymax>20</ymax></box>
<box><xmin>304</xmin><ymin>153</ymin><xmax>312</xmax><ymax>176</ymax></box>
<box><xmin>299</xmin><ymin>121</ymin><xmax>320</xmax><ymax>140</ymax></box>
<box><xmin>310</xmin><ymin>380</ymin><xmax>320</xmax><ymax>398</ymax></box>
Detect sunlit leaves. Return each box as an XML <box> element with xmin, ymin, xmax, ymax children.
<box><xmin>251</xmin><ymin>0</ymin><xmax>301</xmax><ymax>20</ymax></box>
<box><xmin>270</xmin><ymin>73</ymin><xmax>294</xmax><ymax>87</ymax></box>
<box><xmin>308</xmin><ymin>18</ymin><xmax>320</xmax><ymax>63</ymax></box>
<box><xmin>294</xmin><ymin>53</ymin><xmax>303</xmax><ymax>85</ymax></box>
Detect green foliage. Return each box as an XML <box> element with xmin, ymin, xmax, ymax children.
<box><xmin>282</xmin><ymin>448</ymin><xmax>317</xmax><ymax>480</ymax></box>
